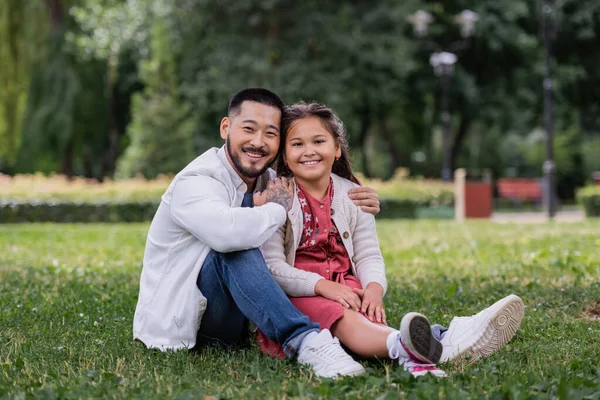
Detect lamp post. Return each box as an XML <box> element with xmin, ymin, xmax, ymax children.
<box><xmin>541</xmin><ymin>0</ymin><xmax>557</xmax><ymax>218</ymax></box>
<box><xmin>409</xmin><ymin>10</ymin><xmax>478</xmax><ymax>181</ymax></box>
<box><xmin>430</xmin><ymin>52</ymin><xmax>457</xmax><ymax>181</ymax></box>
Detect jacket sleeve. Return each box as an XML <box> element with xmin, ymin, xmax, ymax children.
<box><xmin>169</xmin><ymin>174</ymin><xmax>287</xmax><ymax>253</ymax></box>
<box><xmin>261</xmin><ymin>224</ymin><xmax>324</xmax><ymax>297</ymax></box>
<box><xmin>351</xmin><ymin>206</ymin><xmax>388</xmax><ymax>295</ymax></box>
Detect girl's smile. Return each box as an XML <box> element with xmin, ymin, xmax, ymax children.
<box><xmin>284</xmin><ymin>116</ymin><xmax>341</xmax><ymax>194</ymax></box>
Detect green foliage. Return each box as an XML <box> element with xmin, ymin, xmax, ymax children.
<box><xmin>1</xmin><ymin>221</ymin><xmax>599</xmax><ymax>397</ymax></box>
<box><xmin>115</xmin><ymin>90</ymin><xmax>195</xmax><ymax>179</ymax></box>
<box><xmin>0</xmin><ymin>1</ymin><xmax>48</xmax><ymax>169</ymax></box>
<box><xmin>581</xmin><ymin>136</ymin><xmax>600</xmax><ymax>179</ymax></box>
<box><xmin>19</xmin><ymin>32</ymin><xmax>80</xmax><ymax>168</ymax></box>
<box><xmin>4</xmin><ymin>0</ymin><xmax>600</xmax><ymax>198</ymax></box>
<box><xmin>174</xmin><ymin>0</ymin><xmax>419</xmax><ymax>161</ymax></box>
<box><xmin>0</xmin><ymin>200</ymin><xmax>158</xmax><ymax>223</ymax></box>
<box><xmin>0</xmin><ymin>198</ymin><xmax>452</xmax><ymax>223</ymax></box>
<box><xmin>577</xmin><ymin>185</ymin><xmax>600</xmax><ymax>217</ymax></box>
<box><xmin>116</xmin><ymin>15</ymin><xmax>194</xmax><ymax>179</ymax></box>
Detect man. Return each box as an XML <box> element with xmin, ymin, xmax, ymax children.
<box><xmin>133</xmin><ymin>88</ymin><xmax>524</xmax><ymax>378</ymax></box>
<box><xmin>133</xmin><ymin>88</ymin><xmax>380</xmax><ymax>378</ymax></box>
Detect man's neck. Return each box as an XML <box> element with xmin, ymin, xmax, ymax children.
<box><xmin>224</xmin><ymin>147</ymin><xmax>257</xmax><ymax>192</ymax></box>
<box><xmin>296</xmin><ymin>175</ymin><xmax>330</xmax><ymax>200</ymax></box>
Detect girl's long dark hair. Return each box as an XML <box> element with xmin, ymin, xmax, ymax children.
<box><xmin>276</xmin><ymin>102</ymin><xmax>361</xmax><ymax>185</ymax></box>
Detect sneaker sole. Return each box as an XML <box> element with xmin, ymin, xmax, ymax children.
<box><xmin>451</xmin><ymin>295</ymin><xmax>525</xmax><ymax>364</ymax></box>
<box><xmin>317</xmin><ymin>363</ymin><xmax>366</xmax><ymax>378</ymax></box>
<box><xmin>400</xmin><ymin>312</ymin><xmax>443</xmax><ymax>364</ymax></box>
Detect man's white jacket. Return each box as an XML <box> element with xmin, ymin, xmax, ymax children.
<box><xmin>133</xmin><ymin>146</ymin><xmax>286</xmax><ymax>350</ymax></box>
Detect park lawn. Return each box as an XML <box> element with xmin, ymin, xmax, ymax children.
<box><xmin>1</xmin><ymin>221</ymin><xmax>599</xmax><ymax>399</ymax></box>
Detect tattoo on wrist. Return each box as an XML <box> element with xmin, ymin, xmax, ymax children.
<box><xmin>265</xmin><ymin>186</ymin><xmax>292</xmax><ymax>211</ymax></box>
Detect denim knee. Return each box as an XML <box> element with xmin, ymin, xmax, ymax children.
<box><xmin>220</xmin><ymin>248</ymin><xmax>265</xmax><ymax>266</ymax></box>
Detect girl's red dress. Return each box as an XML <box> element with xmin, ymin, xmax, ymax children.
<box><xmin>257</xmin><ymin>180</ymin><xmax>363</xmax><ymax>358</ymax></box>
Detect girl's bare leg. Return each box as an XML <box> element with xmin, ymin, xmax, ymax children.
<box><xmin>330</xmin><ymin>307</ymin><xmax>396</xmax><ymax>358</ymax></box>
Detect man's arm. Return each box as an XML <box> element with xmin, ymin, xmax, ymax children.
<box><xmin>348</xmin><ymin>186</ymin><xmax>380</xmax><ymax>215</ymax></box>
<box><xmin>261</xmin><ymin>224</ymin><xmax>324</xmax><ymax>297</ymax></box>
<box><xmin>169</xmin><ymin>174</ymin><xmax>287</xmax><ymax>253</ymax></box>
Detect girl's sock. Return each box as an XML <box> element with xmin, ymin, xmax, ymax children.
<box><xmin>387</xmin><ymin>330</ymin><xmax>447</xmax><ymax>378</ymax></box>
<box><xmin>386</xmin><ymin>331</ymin><xmax>410</xmax><ymax>360</ymax></box>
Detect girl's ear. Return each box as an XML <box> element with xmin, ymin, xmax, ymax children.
<box><xmin>335</xmin><ymin>139</ymin><xmax>342</xmax><ymax>159</ymax></box>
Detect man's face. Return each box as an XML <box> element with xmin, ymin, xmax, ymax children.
<box><xmin>220</xmin><ymin>101</ymin><xmax>281</xmax><ymax>180</ymax></box>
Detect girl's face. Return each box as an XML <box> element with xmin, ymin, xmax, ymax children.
<box><xmin>284</xmin><ymin>117</ymin><xmax>341</xmax><ymax>184</ymax></box>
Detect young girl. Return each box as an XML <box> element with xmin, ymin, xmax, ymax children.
<box><xmin>256</xmin><ymin>102</ymin><xmax>445</xmax><ymax>377</ymax></box>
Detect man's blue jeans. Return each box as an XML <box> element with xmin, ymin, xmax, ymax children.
<box><xmin>196</xmin><ymin>248</ymin><xmax>320</xmax><ymax>358</ymax></box>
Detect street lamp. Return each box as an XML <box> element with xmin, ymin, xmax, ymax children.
<box><xmin>409</xmin><ymin>10</ymin><xmax>478</xmax><ymax>181</ymax></box>
<box><xmin>541</xmin><ymin>0</ymin><xmax>557</xmax><ymax>218</ymax></box>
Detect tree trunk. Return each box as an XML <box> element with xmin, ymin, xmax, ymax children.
<box><xmin>358</xmin><ymin>111</ymin><xmax>372</xmax><ymax>178</ymax></box>
<box><xmin>379</xmin><ymin>117</ymin><xmax>400</xmax><ymax>176</ymax></box>
<box><xmin>61</xmin><ymin>138</ymin><xmax>74</xmax><ymax>179</ymax></box>
<box><xmin>104</xmin><ymin>64</ymin><xmax>119</xmax><ymax>178</ymax></box>
<box><xmin>83</xmin><ymin>149</ymin><xmax>95</xmax><ymax>179</ymax></box>
<box><xmin>43</xmin><ymin>0</ymin><xmax>64</xmax><ymax>32</ymax></box>
<box><xmin>450</xmin><ymin>114</ymin><xmax>473</xmax><ymax>173</ymax></box>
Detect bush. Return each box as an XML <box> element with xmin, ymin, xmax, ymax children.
<box><xmin>0</xmin><ymin>200</ymin><xmax>159</xmax><ymax>223</ymax></box>
<box><xmin>0</xmin><ymin>173</ymin><xmax>456</xmax><ymax>222</ymax></box>
<box><xmin>0</xmin><ymin>198</ymin><xmax>449</xmax><ymax>222</ymax></box>
<box><xmin>377</xmin><ymin>199</ymin><xmax>422</xmax><ymax>219</ymax></box>
<box><xmin>577</xmin><ymin>185</ymin><xmax>600</xmax><ymax>217</ymax></box>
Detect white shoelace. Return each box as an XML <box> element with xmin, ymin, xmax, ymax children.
<box><xmin>387</xmin><ymin>331</ymin><xmax>404</xmax><ymax>359</ymax></box>
<box><xmin>312</xmin><ymin>337</ymin><xmax>349</xmax><ymax>362</ymax></box>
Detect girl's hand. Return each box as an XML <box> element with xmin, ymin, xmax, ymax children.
<box><xmin>315</xmin><ymin>279</ymin><xmax>362</xmax><ymax>311</ymax></box>
<box><xmin>353</xmin><ymin>283</ymin><xmax>386</xmax><ymax>324</ymax></box>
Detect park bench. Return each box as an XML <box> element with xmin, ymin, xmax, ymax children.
<box><xmin>496</xmin><ymin>178</ymin><xmax>543</xmax><ymax>205</ymax></box>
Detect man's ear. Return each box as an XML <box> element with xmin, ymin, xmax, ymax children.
<box><xmin>220</xmin><ymin>117</ymin><xmax>230</xmax><ymax>140</ymax></box>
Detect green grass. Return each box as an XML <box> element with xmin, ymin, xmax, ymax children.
<box><xmin>1</xmin><ymin>221</ymin><xmax>600</xmax><ymax>399</ymax></box>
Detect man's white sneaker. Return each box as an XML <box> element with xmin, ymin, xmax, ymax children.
<box><xmin>297</xmin><ymin>329</ymin><xmax>366</xmax><ymax>378</ymax></box>
<box><xmin>440</xmin><ymin>294</ymin><xmax>525</xmax><ymax>363</ymax></box>
<box><xmin>399</xmin><ymin>357</ymin><xmax>447</xmax><ymax>378</ymax></box>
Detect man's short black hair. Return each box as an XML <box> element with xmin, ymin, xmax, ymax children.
<box><xmin>228</xmin><ymin>88</ymin><xmax>285</xmax><ymax>118</ymax></box>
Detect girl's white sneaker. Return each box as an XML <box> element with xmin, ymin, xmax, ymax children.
<box><xmin>440</xmin><ymin>294</ymin><xmax>525</xmax><ymax>363</ymax></box>
<box><xmin>398</xmin><ymin>312</ymin><xmax>443</xmax><ymax>364</ymax></box>
<box><xmin>399</xmin><ymin>357</ymin><xmax>447</xmax><ymax>377</ymax></box>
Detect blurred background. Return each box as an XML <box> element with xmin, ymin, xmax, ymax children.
<box><xmin>1</xmin><ymin>0</ymin><xmax>599</xmax><ymax>207</ymax></box>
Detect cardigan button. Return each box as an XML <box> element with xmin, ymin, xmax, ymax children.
<box><xmin>343</xmin><ymin>232</ymin><xmax>349</xmax><ymax>239</ymax></box>
<box><xmin>331</xmin><ymin>209</ymin><xmax>335</xmax><ymax>215</ymax></box>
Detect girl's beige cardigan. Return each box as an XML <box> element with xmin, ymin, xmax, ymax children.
<box><xmin>260</xmin><ymin>173</ymin><xmax>388</xmax><ymax>297</ymax></box>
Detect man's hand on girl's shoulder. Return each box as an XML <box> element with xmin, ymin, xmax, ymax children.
<box><xmin>253</xmin><ymin>177</ymin><xmax>294</xmax><ymax>211</ymax></box>
<box><xmin>347</xmin><ymin>186</ymin><xmax>380</xmax><ymax>215</ymax></box>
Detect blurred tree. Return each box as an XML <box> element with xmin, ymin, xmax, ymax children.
<box><xmin>3</xmin><ymin>0</ymin><xmax>599</xmax><ymax>197</ymax></box>
<box><xmin>116</xmin><ymin>9</ymin><xmax>195</xmax><ymax>179</ymax></box>
<box><xmin>18</xmin><ymin>0</ymin><xmax>146</xmax><ymax>179</ymax></box>
<box><xmin>18</xmin><ymin>0</ymin><xmax>81</xmax><ymax>177</ymax></box>
<box><xmin>68</xmin><ymin>0</ymin><xmax>149</xmax><ymax>177</ymax></box>
<box><xmin>411</xmin><ymin>0</ymin><xmax>600</xmax><ymax>193</ymax></box>
<box><xmin>0</xmin><ymin>1</ymin><xmax>47</xmax><ymax>171</ymax></box>
<box><xmin>403</xmin><ymin>1</ymin><xmax>545</xmax><ymax>177</ymax></box>
<box><xmin>174</xmin><ymin>0</ymin><xmax>420</xmax><ymax>177</ymax></box>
